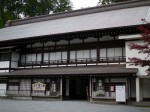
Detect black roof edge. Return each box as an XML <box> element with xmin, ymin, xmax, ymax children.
<box><xmin>6</xmin><ymin>0</ymin><xmax>150</xmax><ymax>27</ymax></box>
<box><xmin>0</xmin><ymin>24</ymin><xmax>140</xmax><ymax>45</ymax></box>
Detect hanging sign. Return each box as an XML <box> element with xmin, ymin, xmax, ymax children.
<box><xmin>32</xmin><ymin>82</ymin><xmax>46</xmax><ymax>91</ymax></box>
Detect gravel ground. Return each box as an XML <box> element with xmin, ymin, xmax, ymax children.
<box><xmin>0</xmin><ymin>99</ymin><xmax>150</xmax><ymax>112</ymax></box>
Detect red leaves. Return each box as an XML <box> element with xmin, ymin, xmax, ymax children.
<box><xmin>128</xmin><ymin>43</ymin><xmax>148</xmax><ymax>50</ymax></box>
<box><xmin>128</xmin><ymin>19</ymin><xmax>150</xmax><ymax>76</ymax></box>
<box><xmin>129</xmin><ymin>57</ymin><xmax>150</xmax><ymax>67</ymax></box>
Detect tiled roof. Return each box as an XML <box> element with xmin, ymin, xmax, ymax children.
<box><xmin>0</xmin><ymin>0</ymin><xmax>150</xmax><ymax>42</ymax></box>
<box><xmin>0</xmin><ymin>66</ymin><xmax>138</xmax><ymax>77</ymax></box>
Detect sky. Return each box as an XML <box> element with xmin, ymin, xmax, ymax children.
<box><xmin>71</xmin><ymin>0</ymin><xmax>99</xmax><ymax>9</ymax></box>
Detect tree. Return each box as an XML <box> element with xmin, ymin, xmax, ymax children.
<box><xmin>98</xmin><ymin>0</ymin><xmax>130</xmax><ymax>5</ymax></box>
<box><xmin>128</xmin><ymin>19</ymin><xmax>150</xmax><ymax>76</ymax></box>
<box><xmin>0</xmin><ymin>0</ymin><xmax>23</xmax><ymax>28</ymax></box>
<box><xmin>0</xmin><ymin>0</ymin><xmax>72</xmax><ymax>28</ymax></box>
<box><xmin>52</xmin><ymin>0</ymin><xmax>72</xmax><ymax>13</ymax></box>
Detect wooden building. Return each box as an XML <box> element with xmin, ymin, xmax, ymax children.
<box><xmin>0</xmin><ymin>0</ymin><xmax>150</xmax><ymax>102</ymax></box>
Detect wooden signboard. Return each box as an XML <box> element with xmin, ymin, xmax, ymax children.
<box><xmin>32</xmin><ymin>82</ymin><xmax>46</xmax><ymax>91</ymax></box>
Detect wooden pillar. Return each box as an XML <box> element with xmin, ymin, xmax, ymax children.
<box><xmin>30</xmin><ymin>77</ymin><xmax>33</xmax><ymax>96</ymax></box>
<box><xmin>60</xmin><ymin>77</ymin><xmax>63</xmax><ymax>97</ymax></box>
<box><xmin>97</xmin><ymin>37</ymin><xmax>100</xmax><ymax>62</ymax></box>
<box><xmin>6</xmin><ymin>78</ymin><xmax>9</xmax><ymax>94</ymax></box>
<box><xmin>41</xmin><ymin>42</ymin><xmax>45</xmax><ymax>64</ymax></box>
<box><xmin>25</xmin><ymin>48</ymin><xmax>27</xmax><ymax>67</ymax></box>
<box><xmin>9</xmin><ymin>50</ymin><xmax>12</xmax><ymax>72</ymax></box>
<box><xmin>67</xmin><ymin>40</ymin><xmax>70</xmax><ymax>63</ymax></box>
<box><xmin>89</xmin><ymin>76</ymin><xmax>92</xmax><ymax>101</ymax></box>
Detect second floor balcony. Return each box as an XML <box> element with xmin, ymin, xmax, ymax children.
<box><xmin>18</xmin><ymin>56</ymin><xmax>126</xmax><ymax>68</ymax></box>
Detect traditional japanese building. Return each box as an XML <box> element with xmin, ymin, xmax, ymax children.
<box><xmin>0</xmin><ymin>0</ymin><xmax>150</xmax><ymax>102</ymax></box>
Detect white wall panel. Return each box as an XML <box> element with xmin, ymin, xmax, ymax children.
<box><xmin>44</xmin><ymin>53</ymin><xmax>49</xmax><ymax>61</ymax></box>
<box><xmin>70</xmin><ymin>51</ymin><xmax>76</xmax><ymax>60</ymax></box>
<box><xmin>56</xmin><ymin>52</ymin><xmax>61</xmax><ymax>60</ymax></box>
<box><xmin>50</xmin><ymin>53</ymin><xmax>56</xmax><ymax>60</ymax></box>
<box><xmin>11</xmin><ymin>61</ymin><xmax>18</xmax><ymax>68</ymax></box>
<box><xmin>77</xmin><ymin>50</ymin><xmax>84</xmax><ymax>59</ymax></box>
<box><xmin>26</xmin><ymin>54</ymin><xmax>32</xmax><ymax>62</ymax></box>
<box><xmin>0</xmin><ymin>84</ymin><xmax>6</xmax><ymax>96</ymax></box>
<box><xmin>91</xmin><ymin>49</ymin><xmax>96</xmax><ymax>58</ymax></box>
<box><xmin>0</xmin><ymin>70</ymin><xmax>9</xmax><ymax>73</ymax></box>
<box><xmin>115</xmin><ymin>48</ymin><xmax>122</xmax><ymax>57</ymax></box>
<box><xmin>62</xmin><ymin>52</ymin><xmax>67</xmax><ymax>60</ymax></box>
<box><xmin>0</xmin><ymin>61</ymin><xmax>9</xmax><ymax>68</ymax></box>
<box><xmin>107</xmin><ymin>48</ymin><xmax>115</xmax><ymax>57</ymax></box>
<box><xmin>100</xmin><ymin>48</ymin><xmax>106</xmax><ymax>57</ymax></box>
<box><xmin>32</xmin><ymin>54</ymin><xmax>36</xmax><ymax>62</ymax></box>
<box><xmin>37</xmin><ymin>53</ymin><xmax>41</xmax><ymax>62</ymax></box>
<box><xmin>84</xmin><ymin>50</ymin><xmax>90</xmax><ymax>58</ymax></box>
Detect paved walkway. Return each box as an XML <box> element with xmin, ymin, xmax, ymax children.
<box><xmin>0</xmin><ymin>99</ymin><xmax>150</xmax><ymax>112</ymax></box>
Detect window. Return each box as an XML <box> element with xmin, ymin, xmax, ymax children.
<box><xmin>0</xmin><ymin>53</ymin><xmax>10</xmax><ymax>61</ymax></box>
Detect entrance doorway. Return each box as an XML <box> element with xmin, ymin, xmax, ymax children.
<box><xmin>62</xmin><ymin>77</ymin><xmax>89</xmax><ymax>100</ymax></box>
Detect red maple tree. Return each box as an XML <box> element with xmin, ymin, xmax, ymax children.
<box><xmin>128</xmin><ymin>19</ymin><xmax>150</xmax><ymax>76</ymax></box>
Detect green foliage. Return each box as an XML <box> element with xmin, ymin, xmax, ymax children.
<box><xmin>0</xmin><ymin>0</ymin><xmax>72</xmax><ymax>28</ymax></box>
<box><xmin>98</xmin><ymin>0</ymin><xmax>130</xmax><ymax>5</ymax></box>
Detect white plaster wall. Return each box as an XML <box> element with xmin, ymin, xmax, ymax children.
<box><xmin>0</xmin><ymin>61</ymin><xmax>9</xmax><ymax>68</ymax></box>
<box><xmin>126</xmin><ymin>40</ymin><xmax>149</xmax><ymax>76</ymax></box>
<box><xmin>44</xmin><ymin>53</ymin><xmax>49</xmax><ymax>61</ymax></box>
<box><xmin>70</xmin><ymin>51</ymin><xmax>76</xmax><ymax>60</ymax></box>
<box><xmin>0</xmin><ymin>84</ymin><xmax>6</xmax><ymax>96</ymax></box>
<box><xmin>84</xmin><ymin>50</ymin><xmax>90</xmax><ymax>58</ymax></box>
<box><xmin>62</xmin><ymin>52</ymin><xmax>67</xmax><ymax>60</ymax></box>
<box><xmin>91</xmin><ymin>49</ymin><xmax>96</xmax><ymax>58</ymax></box>
<box><xmin>115</xmin><ymin>48</ymin><xmax>122</xmax><ymax>57</ymax></box>
<box><xmin>100</xmin><ymin>48</ymin><xmax>106</xmax><ymax>58</ymax></box>
<box><xmin>107</xmin><ymin>48</ymin><xmax>115</xmax><ymax>57</ymax></box>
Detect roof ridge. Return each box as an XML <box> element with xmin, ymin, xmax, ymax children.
<box><xmin>6</xmin><ymin>0</ymin><xmax>150</xmax><ymax>27</ymax></box>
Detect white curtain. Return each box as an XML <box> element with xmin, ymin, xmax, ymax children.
<box><xmin>77</xmin><ymin>50</ymin><xmax>84</xmax><ymax>59</ymax></box>
<box><xmin>100</xmin><ymin>48</ymin><xmax>106</xmax><ymax>58</ymax></box>
<box><xmin>91</xmin><ymin>49</ymin><xmax>96</xmax><ymax>58</ymax></box>
<box><xmin>83</xmin><ymin>50</ymin><xmax>90</xmax><ymax>59</ymax></box>
<box><xmin>62</xmin><ymin>52</ymin><xmax>67</xmax><ymax>60</ymax></box>
<box><xmin>70</xmin><ymin>51</ymin><xmax>76</xmax><ymax>60</ymax></box>
<box><xmin>115</xmin><ymin>48</ymin><xmax>122</xmax><ymax>57</ymax></box>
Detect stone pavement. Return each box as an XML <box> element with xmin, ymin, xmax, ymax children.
<box><xmin>0</xmin><ymin>99</ymin><xmax>150</xmax><ymax>112</ymax></box>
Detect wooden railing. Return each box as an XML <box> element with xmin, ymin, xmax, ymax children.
<box><xmin>18</xmin><ymin>56</ymin><xmax>126</xmax><ymax>68</ymax></box>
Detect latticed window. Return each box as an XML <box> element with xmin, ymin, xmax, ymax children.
<box><xmin>92</xmin><ymin>78</ymin><xmax>127</xmax><ymax>98</ymax></box>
